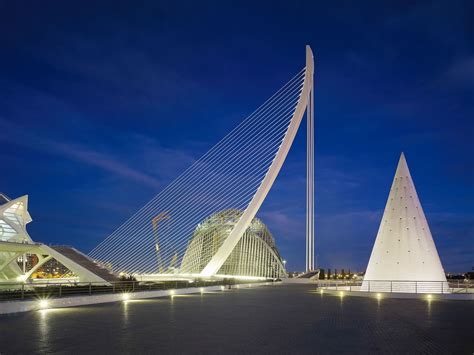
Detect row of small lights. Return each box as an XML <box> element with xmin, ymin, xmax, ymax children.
<box><xmin>38</xmin><ymin>287</ymin><xmax>432</xmax><ymax>310</ymax></box>
<box><xmin>38</xmin><ymin>283</ymin><xmax>257</xmax><ymax>310</ymax></box>
<box><xmin>121</xmin><ymin>284</ymin><xmax>237</xmax><ymax>302</ymax></box>
<box><xmin>318</xmin><ymin>289</ymin><xmax>434</xmax><ymax>301</ymax></box>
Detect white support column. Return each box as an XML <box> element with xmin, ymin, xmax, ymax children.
<box><xmin>306</xmin><ymin>72</ymin><xmax>315</xmax><ymax>272</ymax></box>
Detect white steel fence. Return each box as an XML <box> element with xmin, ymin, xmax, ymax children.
<box><xmin>318</xmin><ymin>280</ymin><xmax>473</xmax><ymax>294</ymax></box>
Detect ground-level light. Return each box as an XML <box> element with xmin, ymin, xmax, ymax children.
<box><xmin>38</xmin><ymin>300</ymin><xmax>49</xmax><ymax>309</ymax></box>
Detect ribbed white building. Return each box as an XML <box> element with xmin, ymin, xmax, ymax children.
<box><xmin>362</xmin><ymin>153</ymin><xmax>448</xmax><ymax>293</ymax></box>
<box><xmin>0</xmin><ymin>194</ymin><xmax>34</xmax><ymax>280</ymax></box>
<box><xmin>0</xmin><ymin>193</ymin><xmax>116</xmax><ymax>284</ymax></box>
<box><xmin>180</xmin><ymin>210</ymin><xmax>287</xmax><ymax>279</ymax></box>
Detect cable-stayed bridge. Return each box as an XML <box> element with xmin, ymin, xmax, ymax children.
<box><xmin>89</xmin><ymin>46</ymin><xmax>315</xmax><ymax>280</ymax></box>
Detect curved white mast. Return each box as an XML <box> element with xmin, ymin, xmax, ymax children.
<box><xmin>201</xmin><ymin>46</ymin><xmax>315</xmax><ymax>277</ymax></box>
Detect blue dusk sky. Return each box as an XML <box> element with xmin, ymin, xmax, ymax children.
<box><xmin>0</xmin><ymin>1</ymin><xmax>472</xmax><ymax>272</ymax></box>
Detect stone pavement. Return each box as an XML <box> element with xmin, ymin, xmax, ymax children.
<box><xmin>0</xmin><ymin>283</ymin><xmax>472</xmax><ymax>354</ymax></box>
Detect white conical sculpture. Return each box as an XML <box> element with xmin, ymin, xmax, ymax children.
<box><xmin>362</xmin><ymin>153</ymin><xmax>448</xmax><ymax>293</ymax></box>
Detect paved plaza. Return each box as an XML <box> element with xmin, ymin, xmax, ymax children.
<box><xmin>0</xmin><ymin>284</ymin><xmax>473</xmax><ymax>354</ymax></box>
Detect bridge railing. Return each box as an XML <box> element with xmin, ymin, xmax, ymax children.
<box><xmin>0</xmin><ymin>278</ymin><xmax>266</xmax><ymax>302</ymax></box>
<box><xmin>317</xmin><ymin>280</ymin><xmax>474</xmax><ymax>294</ymax></box>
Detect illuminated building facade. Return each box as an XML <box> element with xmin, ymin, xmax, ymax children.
<box><xmin>180</xmin><ymin>210</ymin><xmax>287</xmax><ymax>279</ymax></box>
<box><xmin>0</xmin><ymin>193</ymin><xmax>34</xmax><ymax>280</ymax></box>
<box><xmin>0</xmin><ymin>193</ymin><xmax>113</xmax><ymax>284</ymax></box>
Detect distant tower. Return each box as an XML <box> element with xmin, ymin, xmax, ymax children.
<box><xmin>362</xmin><ymin>153</ymin><xmax>448</xmax><ymax>293</ymax></box>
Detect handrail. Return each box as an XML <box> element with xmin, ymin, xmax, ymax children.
<box><xmin>317</xmin><ymin>280</ymin><xmax>473</xmax><ymax>294</ymax></box>
<box><xmin>0</xmin><ymin>279</ymin><xmax>273</xmax><ymax>302</ymax></box>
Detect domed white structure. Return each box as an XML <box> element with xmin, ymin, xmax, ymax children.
<box><xmin>180</xmin><ymin>210</ymin><xmax>287</xmax><ymax>279</ymax></box>
<box><xmin>362</xmin><ymin>153</ymin><xmax>448</xmax><ymax>293</ymax></box>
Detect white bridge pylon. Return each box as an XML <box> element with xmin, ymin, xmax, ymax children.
<box><xmin>90</xmin><ymin>46</ymin><xmax>315</xmax><ymax>278</ymax></box>
<box><xmin>201</xmin><ymin>46</ymin><xmax>315</xmax><ymax>276</ymax></box>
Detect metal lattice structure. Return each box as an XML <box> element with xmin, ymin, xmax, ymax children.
<box><xmin>180</xmin><ymin>210</ymin><xmax>287</xmax><ymax>279</ymax></box>
<box><xmin>89</xmin><ymin>46</ymin><xmax>315</xmax><ymax>279</ymax></box>
<box><xmin>0</xmin><ymin>194</ymin><xmax>32</xmax><ymax>280</ymax></box>
<box><xmin>0</xmin><ymin>194</ymin><xmax>110</xmax><ymax>284</ymax></box>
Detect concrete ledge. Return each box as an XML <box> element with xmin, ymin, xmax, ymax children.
<box><xmin>0</xmin><ymin>282</ymin><xmax>273</xmax><ymax>315</ymax></box>
<box><xmin>320</xmin><ymin>288</ymin><xmax>474</xmax><ymax>301</ymax></box>
<box><xmin>281</xmin><ymin>278</ymin><xmax>314</xmax><ymax>284</ymax></box>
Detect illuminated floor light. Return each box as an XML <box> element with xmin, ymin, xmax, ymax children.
<box><xmin>427</xmin><ymin>294</ymin><xmax>432</xmax><ymax>300</ymax></box>
<box><xmin>320</xmin><ymin>289</ymin><xmax>324</xmax><ymax>294</ymax></box>
<box><xmin>376</xmin><ymin>293</ymin><xmax>382</xmax><ymax>299</ymax></box>
<box><xmin>169</xmin><ymin>289</ymin><xmax>175</xmax><ymax>296</ymax></box>
<box><xmin>339</xmin><ymin>291</ymin><xmax>344</xmax><ymax>297</ymax></box>
<box><xmin>122</xmin><ymin>293</ymin><xmax>130</xmax><ymax>301</ymax></box>
<box><xmin>38</xmin><ymin>300</ymin><xmax>49</xmax><ymax>309</ymax></box>
<box><xmin>220</xmin><ymin>286</ymin><xmax>225</xmax><ymax>291</ymax></box>
<box><xmin>200</xmin><ymin>288</ymin><xmax>204</xmax><ymax>293</ymax></box>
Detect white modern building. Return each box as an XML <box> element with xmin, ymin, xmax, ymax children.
<box><xmin>0</xmin><ymin>193</ymin><xmax>33</xmax><ymax>280</ymax></box>
<box><xmin>0</xmin><ymin>193</ymin><xmax>115</xmax><ymax>285</ymax></box>
<box><xmin>361</xmin><ymin>153</ymin><xmax>448</xmax><ymax>293</ymax></box>
<box><xmin>180</xmin><ymin>210</ymin><xmax>287</xmax><ymax>279</ymax></box>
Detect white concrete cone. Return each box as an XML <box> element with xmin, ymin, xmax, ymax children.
<box><xmin>361</xmin><ymin>153</ymin><xmax>448</xmax><ymax>294</ymax></box>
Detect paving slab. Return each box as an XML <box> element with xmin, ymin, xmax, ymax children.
<box><xmin>0</xmin><ymin>284</ymin><xmax>472</xmax><ymax>354</ymax></box>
